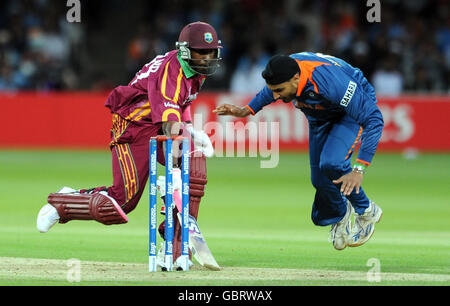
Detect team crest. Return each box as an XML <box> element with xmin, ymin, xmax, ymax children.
<box><xmin>204</xmin><ymin>32</ymin><xmax>213</xmax><ymax>44</ymax></box>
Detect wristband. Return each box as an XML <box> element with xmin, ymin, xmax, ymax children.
<box><xmin>352</xmin><ymin>163</ymin><xmax>366</xmax><ymax>174</ymax></box>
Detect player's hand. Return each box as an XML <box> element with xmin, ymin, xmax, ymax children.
<box><xmin>213</xmin><ymin>104</ymin><xmax>237</xmax><ymax>115</ymax></box>
<box><xmin>332</xmin><ymin>172</ymin><xmax>364</xmax><ymax>196</ymax></box>
<box><xmin>213</xmin><ymin>104</ymin><xmax>250</xmax><ymax>117</ymax></box>
<box><xmin>185</xmin><ymin>125</ymin><xmax>214</xmax><ymax>157</ymax></box>
<box><xmin>191</xmin><ymin>129</ymin><xmax>214</xmax><ymax>157</ymax></box>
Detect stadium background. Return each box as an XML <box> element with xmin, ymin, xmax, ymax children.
<box><xmin>0</xmin><ymin>0</ymin><xmax>448</xmax><ymax>93</ymax></box>
<box><xmin>0</xmin><ymin>0</ymin><xmax>449</xmax><ymax>286</ymax></box>
<box><xmin>0</xmin><ymin>0</ymin><xmax>449</xmax><ymax>152</ymax></box>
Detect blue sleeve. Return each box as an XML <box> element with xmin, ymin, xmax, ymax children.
<box><xmin>313</xmin><ymin>66</ymin><xmax>384</xmax><ymax>165</ymax></box>
<box><xmin>247</xmin><ymin>86</ymin><xmax>275</xmax><ymax>115</ymax></box>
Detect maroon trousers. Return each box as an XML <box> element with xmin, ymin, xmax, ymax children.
<box><xmin>105</xmin><ymin>115</ymin><xmax>207</xmax><ymax>260</ymax></box>
<box><xmin>107</xmin><ymin>114</ymin><xmax>198</xmax><ymax>214</ymax></box>
<box><xmin>107</xmin><ymin>115</ymin><xmax>160</xmax><ymax>213</ymax></box>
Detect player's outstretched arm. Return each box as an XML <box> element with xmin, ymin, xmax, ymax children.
<box><xmin>213</xmin><ymin>104</ymin><xmax>251</xmax><ymax>117</ymax></box>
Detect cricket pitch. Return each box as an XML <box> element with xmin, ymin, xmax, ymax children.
<box><xmin>0</xmin><ymin>257</ymin><xmax>449</xmax><ymax>285</ymax></box>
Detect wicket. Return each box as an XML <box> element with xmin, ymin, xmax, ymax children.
<box><xmin>149</xmin><ymin>136</ymin><xmax>190</xmax><ymax>272</ymax></box>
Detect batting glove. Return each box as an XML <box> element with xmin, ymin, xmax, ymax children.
<box><xmin>186</xmin><ymin>124</ymin><xmax>214</xmax><ymax>157</ymax></box>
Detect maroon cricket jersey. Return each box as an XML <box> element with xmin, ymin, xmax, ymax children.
<box><xmin>105</xmin><ymin>50</ymin><xmax>205</xmax><ymax>125</ymax></box>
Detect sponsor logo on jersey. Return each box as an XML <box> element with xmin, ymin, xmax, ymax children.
<box><xmin>164</xmin><ymin>102</ymin><xmax>180</xmax><ymax>109</ymax></box>
<box><xmin>340</xmin><ymin>81</ymin><xmax>357</xmax><ymax>107</ymax></box>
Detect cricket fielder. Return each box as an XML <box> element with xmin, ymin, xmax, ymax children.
<box><xmin>214</xmin><ymin>53</ymin><xmax>384</xmax><ymax>250</ymax></box>
<box><xmin>36</xmin><ymin>22</ymin><xmax>220</xmax><ymax>264</ymax></box>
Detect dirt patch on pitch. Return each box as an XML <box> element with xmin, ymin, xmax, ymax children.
<box><xmin>0</xmin><ymin>257</ymin><xmax>449</xmax><ymax>285</ymax></box>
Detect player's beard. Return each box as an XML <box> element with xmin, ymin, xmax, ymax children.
<box><xmin>188</xmin><ymin>59</ymin><xmax>221</xmax><ymax>76</ymax></box>
<box><xmin>281</xmin><ymin>94</ymin><xmax>296</xmax><ymax>103</ymax></box>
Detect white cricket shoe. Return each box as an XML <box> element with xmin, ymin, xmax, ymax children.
<box><xmin>36</xmin><ymin>204</ymin><xmax>60</xmax><ymax>233</ymax></box>
<box><xmin>174</xmin><ymin>256</ymin><xmax>194</xmax><ymax>271</ymax></box>
<box><xmin>36</xmin><ymin>186</ymin><xmax>77</xmax><ymax>233</ymax></box>
<box><xmin>329</xmin><ymin>200</ymin><xmax>353</xmax><ymax>250</ymax></box>
<box><xmin>157</xmin><ymin>242</ymin><xmax>193</xmax><ymax>271</ymax></box>
<box><xmin>57</xmin><ymin>186</ymin><xmax>78</xmax><ymax>194</ymax></box>
<box><xmin>348</xmin><ymin>201</ymin><xmax>383</xmax><ymax>247</ymax></box>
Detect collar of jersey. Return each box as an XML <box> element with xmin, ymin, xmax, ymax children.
<box><xmin>177</xmin><ymin>53</ymin><xmax>197</xmax><ymax>79</ymax></box>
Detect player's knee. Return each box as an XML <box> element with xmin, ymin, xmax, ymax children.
<box><xmin>109</xmin><ymin>169</ymin><xmax>151</xmax><ymax>214</ymax></box>
<box><xmin>311</xmin><ymin>212</ymin><xmax>322</xmax><ymax>226</ymax></box>
<box><xmin>121</xmin><ymin>197</ymin><xmax>139</xmax><ymax>214</ymax></box>
<box><xmin>311</xmin><ymin>176</ymin><xmax>325</xmax><ymax>190</ymax></box>
<box><xmin>109</xmin><ymin>188</ymin><xmax>142</xmax><ymax>215</ymax></box>
<box><xmin>319</xmin><ymin>159</ymin><xmax>340</xmax><ymax>172</ymax></box>
<box><xmin>311</xmin><ymin>169</ymin><xmax>331</xmax><ymax>190</ymax></box>
<box><xmin>319</xmin><ymin>159</ymin><xmax>343</xmax><ymax>179</ymax></box>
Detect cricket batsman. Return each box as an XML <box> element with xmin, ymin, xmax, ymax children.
<box><xmin>214</xmin><ymin>53</ymin><xmax>384</xmax><ymax>250</ymax></box>
<box><xmin>36</xmin><ymin>22</ymin><xmax>220</xmax><ymax>264</ymax></box>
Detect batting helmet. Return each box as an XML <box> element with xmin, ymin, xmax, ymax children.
<box><xmin>176</xmin><ymin>21</ymin><xmax>222</xmax><ymax>75</ymax></box>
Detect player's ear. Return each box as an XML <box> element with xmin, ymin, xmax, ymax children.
<box><xmin>290</xmin><ymin>72</ymin><xmax>300</xmax><ymax>87</ymax></box>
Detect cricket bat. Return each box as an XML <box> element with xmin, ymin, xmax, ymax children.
<box><xmin>173</xmin><ymin>190</ymin><xmax>221</xmax><ymax>271</ymax></box>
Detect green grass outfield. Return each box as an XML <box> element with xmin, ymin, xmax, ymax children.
<box><xmin>0</xmin><ymin>150</ymin><xmax>449</xmax><ymax>286</ymax></box>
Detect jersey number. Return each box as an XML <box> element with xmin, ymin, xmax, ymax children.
<box><xmin>130</xmin><ymin>53</ymin><xmax>168</xmax><ymax>85</ymax></box>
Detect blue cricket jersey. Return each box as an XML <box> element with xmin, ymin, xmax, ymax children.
<box><xmin>246</xmin><ymin>52</ymin><xmax>384</xmax><ymax>165</ymax></box>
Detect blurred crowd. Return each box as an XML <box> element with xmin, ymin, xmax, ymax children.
<box><xmin>0</xmin><ymin>0</ymin><xmax>84</xmax><ymax>91</ymax></box>
<box><xmin>0</xmin><ymin>0</ymin><xmax>448</xmax><ymax>95</ymax></box>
